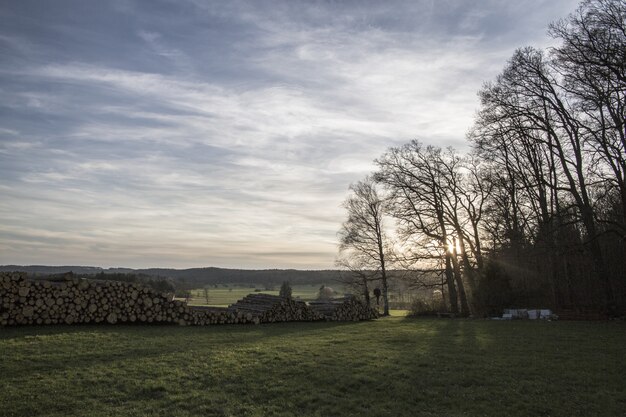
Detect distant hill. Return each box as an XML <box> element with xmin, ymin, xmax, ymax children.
<box><xmin>0</xmin><ymin>265</ymin><xmax>110</xmax><ymax>275</ymax></box>
<box><xmin>0</xmin><ymin>265</ymin><xmax>344</xmax><ymax>288</ymax></box>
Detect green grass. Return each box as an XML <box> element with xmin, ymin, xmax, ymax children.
<box><xmin>389</xmin><ymin>309</ymin><xmax>409</xmax><ymax>317</ymax></box>
<box><xmin>185</xmin><ymin>284</ymin><xmax>342</xmax><ymax>307</ymax></box>
<box><xmin>1</xmin><ymin>319</ymin><xmax>625</xmax><ymax>417</ymax></box>
<box><xmin>184</xmin><ymin>285</ymin><xmax>416</xmax><ymax>310</ymax></box>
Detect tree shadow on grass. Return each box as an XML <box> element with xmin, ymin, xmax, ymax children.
<box><xmin>2</xmin><ymin>318</ymin><xmax>625</xmax><ymax>417</ymax></box>
<box><xmin>372</xmin><ymin>317</ymin><xmax>626</xmax><ymax>417</ymax></box>
<box><xmin>0</xmin><ymin>319</ymin><xmax>357</xmax><ymax>340</ymax></box>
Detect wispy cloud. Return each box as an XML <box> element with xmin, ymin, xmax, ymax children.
<box><xmin>0</xmin><ymin>0</ymin><xmax>579</xmax><ymax>268</ymax></box>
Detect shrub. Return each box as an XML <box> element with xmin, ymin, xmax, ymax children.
<box><xmin>175</xmin><ymin>289</ymin><xmax>191</xmax><ymax>299</ymax></box>
<box><xmin>407</xmin><ymin>297</ymin><xmax>446</xmax><ymax>317</ymax></box>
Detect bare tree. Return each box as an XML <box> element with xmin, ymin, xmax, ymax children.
<box><xmin>203</xmin><ymin>287</ymin><xmax>209</xmax><ymax>304</ymax></box>
<box><xmin>335</xmin><ymin>0</ymin><xmax>625</xmax><ymax>314</ymax></box>
<box><xmin>470</xmin><ymin>0</ymin><xmax>626</xmax><ymax>308</ymax></box>
<box><xmin>335</xmin><ymin>255</ymin><xmax>377</xmax><ymax>306</ymax></box>
<box><xmin>337</xmin><ymin>177</ymin><xmax>392</xmax><ymax>315</ymax></box>
<box><xmin>375</xmin><ymin>141</ymin><xmax>473</xmax><ymax>316</ymax></box>
<box><xmin>550</xmin><ymin>0</ymin><xmax>626</xmax><ymax>240</ymax></box>
<box><xmin>490</xmin><ymin>46</ymin><xmax>618</xmax><ymax>301</ymax></box>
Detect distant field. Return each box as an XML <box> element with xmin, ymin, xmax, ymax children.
<box><xmin>183</xmin><ymin>284</ymin><xmax>346</xmax><ymax>307</ymax></box>
<box><xmin>1</xmin><ymin>318</ymin><xmax>624</xmax><ymax>417</ymax></box>
<box><xmin>182</xmin><ymin>284</ymin><xmax>419</xmax><ymax>310</ymax></box>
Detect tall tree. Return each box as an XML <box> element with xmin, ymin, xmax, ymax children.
<box><xmin>336</xmin><ymin>0</ymin><xmax>625</xmax><ymax>314</ymax></box>
<box><xmin>338</xmin><ymin>177</ymin><xmax>392</xmax><ymax>315</ymax></box>
<box><xmin>470</xmin><ymin>0</ymin><xmax>626</xmax><ymax>308</ymax></box>
<box><xmin>550</xmin><ymin>0</ymin><xmax>626</xmax><ymax>249</ymax></box>
<box><xmin>375</xmin><ymin>141</ymin><xmax>472</xmax><ymax>316</ymax></box>
<box><xmin>475</xmin><ymin>46</ymin><xmax>616</xmax><ymax>304</ymax></box>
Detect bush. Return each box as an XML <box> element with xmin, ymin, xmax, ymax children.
<box><xmin>407</xmin><ymin>297</ymin><xmax>446</xmax><ymax>317</ymax></box>
<box><xmin>175</xmin><ymin>289</ymin><xmax>191</xmax><ymax>299</ymax></box>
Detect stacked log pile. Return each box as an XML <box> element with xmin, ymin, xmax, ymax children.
<box><xmin>228</xmin><ymin>294</ymin><xmax>323</xmax><ymax>323</ymax></box>
<box><xmin>0</xmin><ymin>272</ymin><xmax>378</xmax><ymax>326</ymax></box>
<box><xmin>309</xmin><ymin>297</ymin><xmax>379</xmax><ymax>321</ymax></box>
<box><xmin>0</xmin><ymin>272</ymin><xmax>177</xmax><ymax>326</ymax></box>
<box><xmin>0</xmin><ymin>272</ymin><xmax>255</xmax><ymax>326</ymax></box>
<box><xmin>185</xmin><ymin>306</ymin><xmax>257</xmax><ymax>325</ymax></box>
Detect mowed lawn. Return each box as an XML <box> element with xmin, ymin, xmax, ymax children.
<box><xmin>1</xmin><ymin>319</ymin><xmax>625</xmax><ymax>417</ymax></box>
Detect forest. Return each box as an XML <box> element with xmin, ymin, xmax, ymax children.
<box><xmin>338</xmin><ymin>0</ymin><xmax>626</xmax><ymax>317</ymax></box>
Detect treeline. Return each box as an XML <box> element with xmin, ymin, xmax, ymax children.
<box><xmin>136</xmin><ymin>268</ymin><xmax>342</xmax><ymax>289</ymax></box>
<box><xmin>1</xmin><ymin>265</ymin><xmax>343</xmax><ymax>288</ymax></box>
<box><xmin>338</xmin><ymin>0</ymin><xmax>625</xmax><ymax>316</ymax></box>
<box><xmin>30</xmin><ymin>271</ymin><xmax>176</xmax><ymax>294</ymax></box>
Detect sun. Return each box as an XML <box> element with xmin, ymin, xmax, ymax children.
<box><xmin>447</xmin><ymin>239</ymin><xmax>461</xmax><ymax>254</ymax></box>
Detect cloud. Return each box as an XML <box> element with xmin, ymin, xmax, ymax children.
<box><xmin>136</xmin><ymin>30</ymin><xmax>195</xmax><ymax>73</ymax></box>
<box><xmin>0</xmin><ymin>0</ymin><xmax>580</xmax><ymax>268</ymax></box>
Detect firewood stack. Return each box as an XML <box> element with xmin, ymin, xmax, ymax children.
<box><xmin>0</xmin><ymin>272</ymin><xmax>377</xmax><ymax>326</ymax></box>
<box><xmin>0</xmin><ymin>272</ymin><xmax>191</xmax><ymax>326</ymax></box>
<box><xmin>228</xmin><ymin>294</ymin><xmax>324</xmax><ymax>323</ymax></box>
<box><xmin>309</xmin><ymin>296</ymin><xmax>379</xmax><ymax>321</ymax></box>
<box><xmin>184</xmin><ymin>306</ymin><xmax>258</xmax><ymax>325</ymax></box>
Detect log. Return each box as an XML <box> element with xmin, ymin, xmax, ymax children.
<box><xmin>0</xmin><ymin>272</ymin><xmax>377</xmax><ymax>327</ymax></box>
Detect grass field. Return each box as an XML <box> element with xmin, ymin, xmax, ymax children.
<box><xmin>183</xmin><ymin>284</ymin><xmax>418</xmax><ymax>310</ymax></box>
<box><xmin>1</xmin><ymin>318</ymin><xmax>625</xmax><ymax>417</ymax></box>
<box><xmin>184</xmin><ymin>284</ymin><xmax>328</xmax><ymax>307</ymax></box>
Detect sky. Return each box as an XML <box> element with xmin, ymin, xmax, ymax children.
<box><xmin>0</xmin><ymin>0</ymin><xmax>579</xmax><ymax>269</ymax></box>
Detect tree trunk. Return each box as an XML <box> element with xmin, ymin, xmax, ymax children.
<box><xmin>445</xmin><ymin>254</ymin><xmax>459</xmax><ymax>315</ymax></box>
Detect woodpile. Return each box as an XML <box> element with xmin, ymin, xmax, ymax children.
<box><xmin>185</xmin><ymin>306</ymin><xmax>258</xmax><ymax>326</ymax></box>
<box><xmin>228</xmin><ymin>294</ymin><xmax>324</xmax><ymax>323</ymax></box>
<box><xmin>0</xmin><ymin>272</ymin><xmax>377</xmax><ymax>327</ymax></box>
<box><xmin>2</xmin><ymin>271</ymin><xmax>177</xmax><ymax>326</ymax></box>
<box><xmin>309</xmin><ymin>297</ymin><xmax>379</xmax><ymax>321</ymax></box>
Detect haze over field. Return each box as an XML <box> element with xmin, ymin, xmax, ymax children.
<box><xmin>0</xmin><ymin>0</ymin><xmax>578</xmax><ymax>269</ymax></box>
